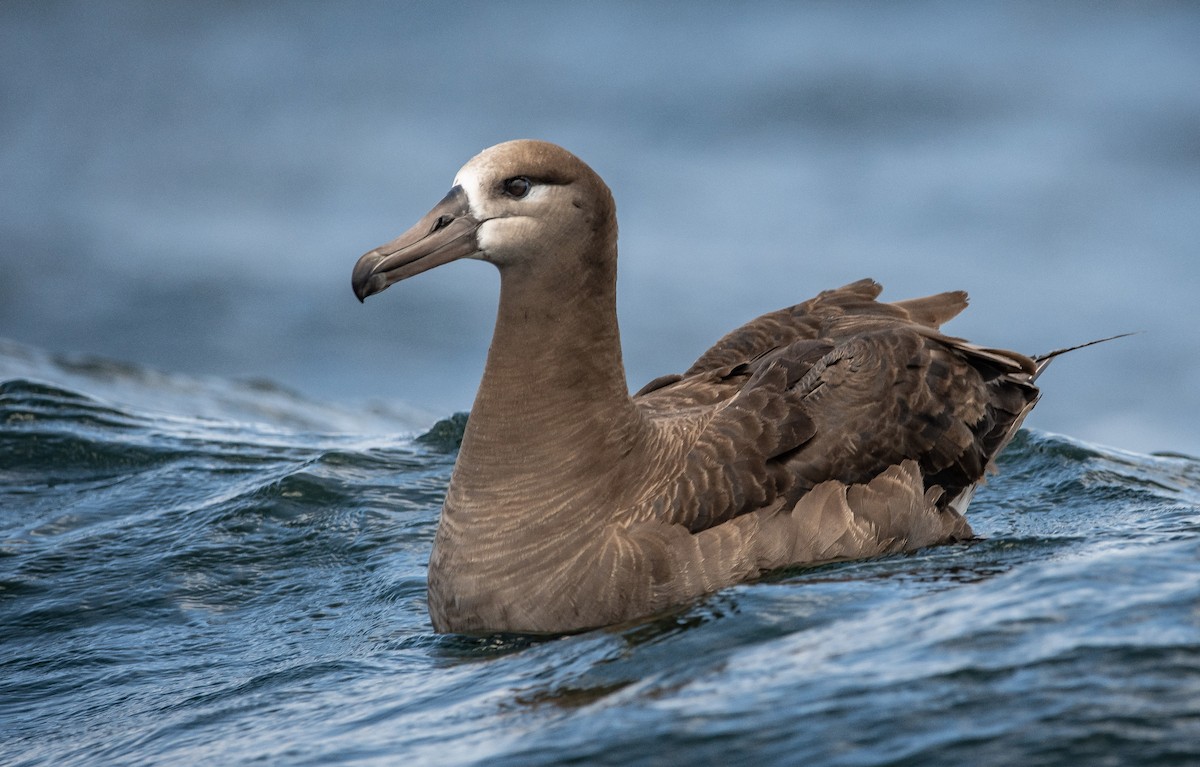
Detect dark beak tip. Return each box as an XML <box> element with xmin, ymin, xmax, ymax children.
<box><xmin>352</xmin><ymin>278</ymin><xmax>377</xmax><ymax>303</ymax></box>
<box><xmin>351</xmin><ymin>253</ymin><xmax>383</xmax><ymax>302</ymax></box>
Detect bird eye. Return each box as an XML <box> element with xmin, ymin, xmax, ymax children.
<box><xmin>502</xmin><ymin>176</ymin><xmax>532</xmax><ymax>199</ymax></box>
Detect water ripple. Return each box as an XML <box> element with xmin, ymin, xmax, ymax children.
<box><xmin>2</xmin><ymin>372</ymin><xmax>1198</xmax><ymax>766</ymax></box>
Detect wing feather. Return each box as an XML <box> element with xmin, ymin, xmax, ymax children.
<box><xmin>630</xmin><ymin>281</ymin><xmax>1039</xmax><ymax>537</ymax></box>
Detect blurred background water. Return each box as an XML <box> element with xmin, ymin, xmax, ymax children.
<box><xmin>2</xmin><ymin>2</ymin><xmax>1200</xmax><ymax>766</ymax></box>
<box><xmin>1</xmin><ymin>0</ymin><xmax>1196</xmax><ymax>454</ymax></box>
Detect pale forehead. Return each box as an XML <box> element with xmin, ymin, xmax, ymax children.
<box><xmin>448</xmin><ymin>140</ymin><xmax>604</xmax><ymax>216</ymax></box>
<box><xmin>451</xmin><ymin>162</ymin><xmax>491</xmax><ymax>219</ymax></box>
<box><xmin>452</xmin><ymin>142</ymin><xmax>528</xmax><ymax>188</ymax></box>
<box><xmin>452</xmin><ymin>163</ymin><xmax>485</xmax><ymax>193</ymax></box>
<box><xmin>451</xmin><ymin>146</ymin><xmax>513</xmax><ymax>206</ymax></box>
<box><xmin>451</xmin><ymin>141</ymin><xmax>568</xmax><ymax>211</ymax></box>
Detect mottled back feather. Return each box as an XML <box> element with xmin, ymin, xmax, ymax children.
<box><xmin>632</xmin><ymin>280</ymin><xmax>1040</xmax><ymax>534</ymax></box>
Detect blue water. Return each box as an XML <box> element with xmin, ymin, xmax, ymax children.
<box><xmin>3</xmin><ymin>2</ymin><xmax>1200</xmax><ymax>764</ymax></box>
<box><xmin>2</xmin><ymin>341</ymin><xmax>1199</xmax><ymax>766</ymax></box>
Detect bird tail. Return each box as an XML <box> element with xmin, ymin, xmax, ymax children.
<box><xmin>980</xmin><ymin>332</ymin><xmax>1135</xmax><ymax>479</ymax></box>
<box><xmin>1032</xmin><ymin>332</ymin><xmax>1137</xmax><ymax>381</ymax></box>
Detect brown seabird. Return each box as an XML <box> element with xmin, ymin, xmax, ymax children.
<box><xmin>352</xmin><ymin>139</ymin><xmax>1050</xmax><ymax>635</ymax></box>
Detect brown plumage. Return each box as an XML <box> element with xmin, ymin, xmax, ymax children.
<box><xmin>351</xmin><ymin>140</ymin><xmax>1047</xmax><ymax>635</ymax></box>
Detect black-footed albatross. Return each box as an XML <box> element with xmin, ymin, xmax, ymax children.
<box><xmin>350</xmin><ymin>139</ymin><xmax>1053</xmax><ymax>635</ymax></box>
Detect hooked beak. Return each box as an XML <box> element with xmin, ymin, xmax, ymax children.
<box><xmin>351</xmin><ymin>185</ymin><xmax>480</xmax><ymax>302</ymax></box>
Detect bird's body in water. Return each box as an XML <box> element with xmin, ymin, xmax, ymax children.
<box><xmin>352</xmin><ymin>139</ymin><xmax>1093</xmax><ymax>635</ymax></box>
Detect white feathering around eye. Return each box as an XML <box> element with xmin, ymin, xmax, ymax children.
<box><xmin>452</xmin><ymin>165</ymin><xmax>487</xmax><ymax>221</ymax></box>
<box><xmin>476</xmin><ymin>218</ymin><xmax>500</xmax><ymax>255</ymax></box>
<box><xmin>522</xmin><ymin>184</ymin><xmax>548</xmax><ymax>202</ymax></box>
<box><xmin>451</xmin><ymin>144</ymin><xmax>563</xmax><ymax>263</ymax></box>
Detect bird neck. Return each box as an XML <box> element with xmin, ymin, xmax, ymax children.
<box><xmin>446</xmin><ymin>250</ymin><xmax>644</xmax><ymax>509</ymax></box>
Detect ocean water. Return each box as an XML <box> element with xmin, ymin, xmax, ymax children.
<box><xmin>2</xmin><ymin>341</ymin><xmax>1199</xmax><ymax>766</ymax></box>
<box><xmin>3</xmin><ymin>2</ymin><xmax>1200</xmax><ymax>764</ymax></box>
